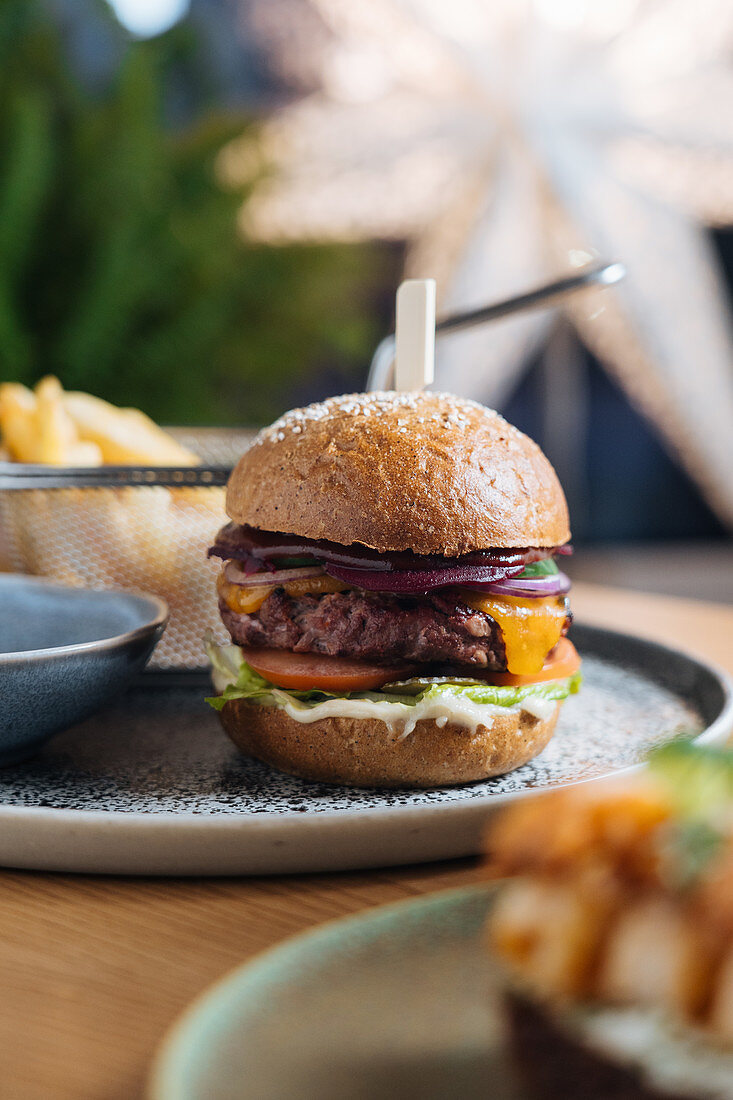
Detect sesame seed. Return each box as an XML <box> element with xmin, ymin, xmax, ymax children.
<box><xmin>252</xmin><ymin>390</ymin><xmax>510</xmax><ymax>446</ymax></box>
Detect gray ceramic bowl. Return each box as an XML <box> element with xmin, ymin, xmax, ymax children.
<box><xmin>0</xmin><ymin>576</ymin><xmax>167</xmax><ymax>764</ymax></box>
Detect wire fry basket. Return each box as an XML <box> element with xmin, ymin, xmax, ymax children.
<box><xmin>0</xmin><ymin>428</ymin><xmax>255</xmax><ymax>670</ymax></box>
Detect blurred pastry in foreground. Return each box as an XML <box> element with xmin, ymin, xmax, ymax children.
<box><xmin>0</xmin><ymin>376</ymin><xmax>199</xmax><ymax>466</ymax></box>
<box><xmin>484</xmin><ymin>742</ymin><xmax>733</xmax><ymax>1100</ymax></box>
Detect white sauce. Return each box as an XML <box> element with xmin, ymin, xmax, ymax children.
<box><xmin>274</xmin><ymin>692</ymin><xmax>553</xmax><ymax>739</ymax></box>
<box><xmin>518</xmin><ymin>694</ymin><xmax>557</xmax><ymax>721</ymax></box>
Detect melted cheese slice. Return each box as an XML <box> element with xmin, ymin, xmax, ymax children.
<box><xmin>218</xmin><ymin>571</ymin><xmax>347</xmax><ymax>615</ymax></box>
<box><xmin>460</xmin><ymin>592</ymin><xmax>567</xmax><ymax>675</ymax></box>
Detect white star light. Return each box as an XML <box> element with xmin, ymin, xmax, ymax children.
<box><xmin>222</xmin><ymin>0</ymin><xmax>733</xmax><ymax>525</ymax></box>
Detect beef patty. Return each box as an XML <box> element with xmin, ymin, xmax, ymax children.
<box><xmin>220</xmin><ymin>588</ymin><xmax>508</xmax><ymax>669</ymax></box>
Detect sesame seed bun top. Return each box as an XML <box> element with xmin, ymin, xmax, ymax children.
<box><xmin>226</xmin><ymin>391</ymin><xmax>570</xmax><ymax>556</ymax></box>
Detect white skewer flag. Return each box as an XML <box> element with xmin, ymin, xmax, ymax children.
<box><xmin>394</xmin><ymin>279</ymin><xmax>436</xmax><ymax>392</ymax></box>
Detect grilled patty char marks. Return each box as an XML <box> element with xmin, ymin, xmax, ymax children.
<box><xmin>220</xmin><ymin>587</ymin><xmax>509</xmax><ymax>669</ymax></box>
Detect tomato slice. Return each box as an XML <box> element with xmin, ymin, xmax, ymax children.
<box><xmin>475</xmin><ymin>637</ymin><xmax>581</xmax><ymax>687</ymax></box>
<box><xmin>241</xmin><ymin>639</ymin><xmax>580</xmax><ymax>693</ymax></box>
<box><xmin>241</xmin><ymin>647</ymin><xmax>419</xmax><ymax>692</ymax></box>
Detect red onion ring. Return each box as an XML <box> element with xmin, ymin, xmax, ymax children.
<box><xmin>224</xmin><ymin>561</ymin><xmax>324</xmax><ymax>587</ymax></box>
<box><xmin>222</xmin><ymin>547</ymin><xmax>570</xmax><ymax>599</ymax></box>
<box><xmin>463</xmin><ymin>572</ymin><xmax>571</xmax><ymax>598</ymax></box>
<box><xmin>210</xmin><ymin>524</ymin><xmax>389</xmax><ymax>570</ymax></box>
<box><xmin>239</xmin><ymin>555</ymin><xmax>272</xmax><ymax>575</ymax></box>
<box><xmin>322</xmin><ymin>561</ymin><xmax>528</xmax><ymax>593</ymax></box>
<box><xmin>208</xmin><ymin>523</ymin><xmax>560</xmax><ymax>577</ymax></box>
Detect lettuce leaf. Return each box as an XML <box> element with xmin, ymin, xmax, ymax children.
<box><xmin>517</xmin><ymin>558</ymin><xmax>559</xmax><ymax>578</ymax></box>
<box><xmin>415</xmin><ymin>673</ymin><xmax>581</xmax><ymax>709</ymax></box>
<box><xmin>205</xmin><ymin>639</ymin><xmax>581</xmax><ymax>713</ymax></box>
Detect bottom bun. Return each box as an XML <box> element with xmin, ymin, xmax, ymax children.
<box><xmin>218</xmin><ymin>700</ymin><xmax>560</xmax><ymax>788</ymax></box>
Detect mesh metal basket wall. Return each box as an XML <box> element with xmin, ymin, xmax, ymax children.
<box><xmin>0</xmin><ymin>428</ymin><xmax>256</xmax><ymax>670</ymax></box>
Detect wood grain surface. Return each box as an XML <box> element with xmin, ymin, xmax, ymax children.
<box><xmin>2</xmin><ymin>583</ymin><xmax>731</xmax><ymax>1100</ymax></box>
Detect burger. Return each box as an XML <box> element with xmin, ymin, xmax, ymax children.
<box><xmin>206</xmin><ymin>390</ymin><xmax>580</xmax><ymax>788</ymax></box>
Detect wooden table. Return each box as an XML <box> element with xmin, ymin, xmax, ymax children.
<box><xmin>3</xmin><ymin>584</ymin><xmax>732</xmax><ymax>1100</ymax></box>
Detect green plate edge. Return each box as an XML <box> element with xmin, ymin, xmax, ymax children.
<box><xmin>148</xmin><ymin>883</ymin><xmax>494</xmax><ymax>1100</ymax></box>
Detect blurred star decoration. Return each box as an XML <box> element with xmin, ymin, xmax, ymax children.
<box><xmin>221</xmin><ymin>0</ymin><xmax>733</xmax><ymax>526</ymax></box>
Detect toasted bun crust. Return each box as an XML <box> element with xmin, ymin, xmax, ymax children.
<box><xmin>226</xmin><ymin>392</ymin><xmax>570</xmax><ymax>555</ymax></box>
<box><xmin>218</xmin><ymin>699</ymin><xmax>560</xmax><ymax>788</ymax></box>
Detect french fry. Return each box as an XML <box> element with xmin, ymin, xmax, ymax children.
<box><xmin>1</xmin><ymin>378</ymin><xmax>199</xmax><ymax>467</ymax></box>
<box><xmin>0</xmin><ymin>378</ymin><xmax>103</xmax><ymax>465</ymax></box>
<box><xmin>66</xmin><ymin>440</ymin><xmax>104</xmax><ymax>465</ymax></box>
<box><xmin>0</xmin><ymin>382</ymin><xmax>41</xmax><ymax>462</ymax></box>
<box><xmin>35</xmin><ymin>376</ymin><xmax>81</xmax><ymax>464</ymax></box>
<box><xmin>63</xmin><ymin>392</ymin><xmax>200</xmax><ymax>466</ymax></box>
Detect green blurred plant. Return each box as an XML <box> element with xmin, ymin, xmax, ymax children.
<box><xmin>0</xmin><ymin>0</ymin><xmax>388</xmax><ymax>425</ymax></box>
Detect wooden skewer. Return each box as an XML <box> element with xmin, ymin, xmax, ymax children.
<box><xmin>394</xmin><ymin>279</ymin><xmax>436</xmax><ymax>392</ymax></box>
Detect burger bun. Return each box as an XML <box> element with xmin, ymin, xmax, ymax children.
<box><xmin>218</xmin><ymin>699</ymin><xmax>561</xmax><ymax>788</ymax></box>
<box><xmin>226</xmin><ymin>391</ymin><xmax>570</xmax><ymax>556</ymax></box>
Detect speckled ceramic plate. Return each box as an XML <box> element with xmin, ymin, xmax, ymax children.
<box><xmin>149</xmin><ymin>886</ymin><xmax>503</xmax><ymax>1100</ymax></box>
<box><xmin>0</xmin><ymin>625</ymin><xmax>730</xmax><ymax>875</ymax></box>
